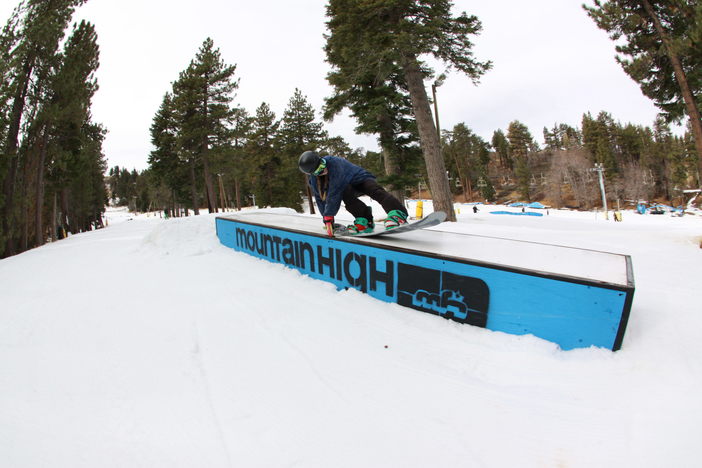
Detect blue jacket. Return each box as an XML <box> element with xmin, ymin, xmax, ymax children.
<box><xmin>308</xmin><ymin>156</ymin><xmax>375</xmax><ymax>217</ymax></box>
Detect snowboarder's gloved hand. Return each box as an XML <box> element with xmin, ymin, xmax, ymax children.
<box><xmin>323</xmin><ymin>216</ymin><xmax>335</xmax><ymax>236</ymax></box>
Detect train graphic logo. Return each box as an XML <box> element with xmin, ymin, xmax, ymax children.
<box><xmin>398</xmin><ymin>263</ymin><xmax>489</xmax><ymax>327</ymax></box>
<box><xmin>410</xmin><ymin>289</ymin><xmax>484</xmax><ymax>321</ymax></box>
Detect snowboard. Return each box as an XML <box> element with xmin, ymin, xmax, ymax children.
<box><xmin>336</xmin><ymin>211</ymin><xmax>447</xmax><ymax>238</ymax></box>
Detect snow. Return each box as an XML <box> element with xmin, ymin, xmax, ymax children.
<box><xmin>1</xmin><ymin>203</ymin><xmax>701</xmax><ymax>467</ymax></box>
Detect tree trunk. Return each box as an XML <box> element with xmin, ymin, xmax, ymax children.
<box><xmin>189</xmin><ymin>157</ymin><xmax>200</xmax><ymax>215</ymax></box>
<box><xmin>1</xmin><ymin>59</ymin><xmax>34</xmax><ymax>257</ymax></box>
<box><xmin>51</xmin><ymin>192</ymin><xmax>57</xmax><ymax>242</ymax></box>
<box><xmin>217</xmin><ymin>173</ymin><xmax>226</xmax><ymax>210</ymax></box>
<box><xmin>21</xmin><ymin>177</ymin><xmax>28</xmax><ymax>251</ymax></box>
<box><xmin>235</xmin><ymin>177</ymin><xmax>242</xmax><ymax>211</ymax></box>
<box><xmin>201</xmin><ymin>84</ymin><xmax>217</xmax><ymax>213</ymax></box>
<box><xmin>202</xmin><ymin>154</ymin><xmax>217</xmax><ymax>213</ymax></box>
<box><xmin>60</xmin><ymin>187</ymin><xmax>70</xmax><ymax>234</ymax></box>
<box><xmin>35</xmin><ymin>126</ymin><xmax>49</xmax><ymax>247</ymax></box>
<box><xmin>401</xmin><ymin>55</ymin><xmax>455</xmax><ymax>221</ymax></box>
<box><xmin>641</xmin><ymin>0</ymin><xmax>702</xmax><ymax>178</ymax></box>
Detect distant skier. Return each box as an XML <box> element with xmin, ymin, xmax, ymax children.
<box><xmin>298</xmin><ymin>151</ymin><xmax>408</xmax><ymax>236</ymax></box>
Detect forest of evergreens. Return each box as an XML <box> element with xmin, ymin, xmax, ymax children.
<box><xmin>2</xmin><ymin>0</ymin><xmax>701</xmax><ymax>258</ymax></box>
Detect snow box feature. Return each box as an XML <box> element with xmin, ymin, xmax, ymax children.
<box><xmin>216</xmin><ymin>212</ymin><xmax>634</xmax><ymax>351</ymax></box>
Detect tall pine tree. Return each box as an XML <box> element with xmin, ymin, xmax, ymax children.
<box><xmin>279</xmin><ymin>88</ymin><xmax>327</xmax><ymax>211</ymax></box>
<box><xmin>148</xmin><ymin>92</ymin><xmax>191</xmax><ymax>214</ymax></box>
<box><xmin>585</xmin><ymin>0</ymin><xmax>702</xmax><ymax>180</ymax></box>
<box><xmin>324</xmin><ymin>0</ymin><xmax>491</xmax><ymax>220</ymax></box>
<box><xmin>246</xmin><ymin>102</ymin><xmax>280</xmax><ymax>208</ymax></box>
<box><xmin>507</xmin><ymin>121</ymin><xmax>537</xmax><ymax>201</ymax></box>
<box><xmin>0</xmin><ymin>0</ymin><xmax>87</xmax><ymax>256</ymax></box>
<box><xmin>176</xmin><ymin>38</ymin><xmax>239</xmax><ymax>213</ymax></box>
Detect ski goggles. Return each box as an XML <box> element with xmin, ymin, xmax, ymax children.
<box><xmin>312</xmin><ymin>159</ymin><xmax>327</xmax><ymax>176</ymax></box>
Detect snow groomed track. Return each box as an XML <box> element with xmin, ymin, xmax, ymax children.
<box><xmin>216</xmin><ymin>212</ymin><xmax>635</xmax><ymax>351</ymax></box>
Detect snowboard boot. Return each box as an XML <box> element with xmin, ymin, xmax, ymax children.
<box><xmin>384</xmin><ymin>209</ymin><xmax>408</xmax><ymax>230</ymax></box>
<box><xmin>347</xmin><ymin>217</ymin><xmax>374</xmax><ymax>234</ymax></box>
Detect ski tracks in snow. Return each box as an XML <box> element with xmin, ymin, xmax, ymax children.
<box><xmin>253</xmin><ymin>303</ymin><xmax>351</xmax><ymax>404</ymax></box>
<box><xmin>190</xmin><ymin>321</ymin><xmax>234</xmax><ymax>468</ymax></box>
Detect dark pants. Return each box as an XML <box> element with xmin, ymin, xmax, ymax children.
<box><xmin>342</xmin><ymin>179</ymin><xmax>406</xmax><ymax>220</ymax></box>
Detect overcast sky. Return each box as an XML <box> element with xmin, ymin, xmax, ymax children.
<box><xmin>3</xmin><ymin>0</ymin><xmax>665</xmax><ymax>170</ymax></box>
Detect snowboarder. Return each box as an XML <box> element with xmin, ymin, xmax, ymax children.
<box><xmin>299</xmin><ymin>151</ymin><xmax>408</xmax><ymax>236</ymax></box>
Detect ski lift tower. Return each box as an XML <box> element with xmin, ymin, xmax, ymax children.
<box><xmin>590</xmin><ymin>163</ymin><xmax>608</xmax><ymax>220</ymax></box>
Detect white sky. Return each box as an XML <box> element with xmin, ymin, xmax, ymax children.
<box><xmin>2</xmin><ymin>0</ymin><xmax>664</xmax><ymax>170</ymax></box>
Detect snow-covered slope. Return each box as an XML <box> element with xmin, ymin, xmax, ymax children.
<box><xmin>1</xmin><ymin>205</ymin><xmax>700</xmax><ymax>467</ymax></box>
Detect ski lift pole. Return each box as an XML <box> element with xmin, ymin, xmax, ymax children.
<box><xmin>590</xmin><ymin>163</ymin><xmax>608</xmax><ymax>220</ymax></box>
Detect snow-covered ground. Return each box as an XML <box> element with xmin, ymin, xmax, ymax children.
<box><xmin>1</xmin><ymin>203</ymin><xmax>700</xmax><ymax>468</ymax></box>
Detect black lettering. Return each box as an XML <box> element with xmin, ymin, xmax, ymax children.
<box><xmin>272</xmin><ymin>236</ymin><xmax>283</xmax><ymax>261</ymax></box>
<box><xmin>300</xmin><ymin>242</ymin><xmax>314</xmax><ymax>272</ymax></box>
<box><xmin>262</xmin><ymin>234</ymin><xmax>275</xmax><ymax>257</ymax></box>
<box><xmin>282</xmin><ymin>239</ymin><xmax>295</xmax><ymax>265</ymax></box>
<box><xmin>246</xmin><ymin>231</ymin><xmax>256</xmax><ymax>251</ymax></box>
<box><xmin>254</xmin><ymin>232</ymin><xmax>266</xmax><ymax>255</ymax></box>
<box><xmin>317</xmin><ymin>246</ymin><xmax>335</xmax><ymax>278</ymax></box>
<box><xmin>335</xmin><ymin>249</ymin><xmax>342</xmax><ymax>280</ymax></box>
<box><xmin>236</xmin><ymin>228</ymin><xmax>247</xmax><ymax>249</ymax></box>
<box><xmin>343</xmin><ymin>252</ymin><xmax>366</xmax><ymax>292</ymax></box>
<box><xmin>369</xmin><ymin>257</ymin><xmax>394</xmax><ymax>297</ymax></box>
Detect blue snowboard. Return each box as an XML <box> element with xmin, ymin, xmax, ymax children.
<box><xmin>336</xmin><ymin>211</ymin><xmax>447</xmax><ymax>238</ymax></box>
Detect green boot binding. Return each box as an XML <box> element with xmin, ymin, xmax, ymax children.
<box><xmin>384</xmin><ymin>209</ymin><xmax>408</xmax><ymax>230</ymax></box>
<box><xmin>348</xmin><ymin>217</ymin><xmax>374</xmax><ymax>234</ymax></box>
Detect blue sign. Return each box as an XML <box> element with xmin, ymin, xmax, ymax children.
<box><xmin>216</xmin><ymin>217</ymin><xmax>633</xmax><ymax>351</ymax></box>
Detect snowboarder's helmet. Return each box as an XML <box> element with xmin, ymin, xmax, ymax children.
<box><xmin>299</xmin><ymin>151</ymin><xmax>323</xmax><ymax>175</ymax></box>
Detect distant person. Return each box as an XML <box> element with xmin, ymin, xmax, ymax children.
<box><xmin>298</xmin><ymin>151</ymin><xmax>408</xmax><ymax>236</ymax></box>
<box><xmin>473</xmin><ymin>206</ymin><xmax>479</xmax><ymax>214</ymax></box>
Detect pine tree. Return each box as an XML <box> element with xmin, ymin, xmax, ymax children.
<box><xmin>443</xmin><ymin>123</ymin><xmax>490</xmax><ymax>202</ymax></box>
<box><xmin>0</xmin><ymin>0</ymin><xmax>87</xmax><ymax>257</ymax></box>
<box><xmin>324</xmin><ymin>47</ymin><xmax>417</xmax><ymax>200</ymax></box>
<box><xmin>544</xmin><ymin>123</ymin><xmax>581</xmax><ymax>151</ymax></box>
<box><xmin>279</xmin><ymin>88</ymin><xmax>327</xmax><ymax>211</ymax></box>
<box><xmin>39</xmin><ymin>20</ymin><xmax>100</xmax><ymax>244</ymax></box>
<box><xmin>324</xmin><ymin>0</ymin><xmax>491</xmax><ymax>221</ymax></box>
<box><xmin>507</xmin><ymin>121</ymin><xmax>537</xmax><ymax>201</ymax></box>
<box><xmin>585</xmin><ymin>0</ymin><xmax>702</xmax><ymax>179</ymax></box>
<box><xmin>246</xmin><ymin>102</ymin><xmax>280</xmax><ymax>208</ymax></box>
<box><xmin>0</xmin><ymin>5</ymin><xmax>22</xmax><ymax>149</ymax></box>
<box><xmin>582</xmin><ymin>112</ymin><xmax>619</xmax><ymax>177</ymax></box>
<box><xmin>148</xmin><ymin>93</ymin><xmax>191</xmax><ymax>214</ymax></box>
<box><xmin>225</xmin><ymin>107</ymin><xmax>253</xmax><ymax>210</ymax></box>
<box><xmin>491</xmin><ymin>129</ymin><xmax>511</xmax><ymax>170</ymax></box>
<box><xmin>172</xmin><ymin>38</ymin><xmax>239</xmax><ymax>214</ymax></box>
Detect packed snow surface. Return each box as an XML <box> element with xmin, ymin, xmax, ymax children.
<box><xmin>1</xmin><ymin>202</ymin><xmax>700</xmax><ymax>468</ymax></box>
